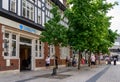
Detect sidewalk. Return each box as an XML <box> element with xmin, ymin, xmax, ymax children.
<box><xmin>0</xmin><ymin>64</ymin><xmax>108</xmax><ymax>82</ymax></box>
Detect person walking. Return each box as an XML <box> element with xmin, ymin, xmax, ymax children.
<box><xmin>113</xmin><ymin>57</ymin><xmax>117</xmax><ymax>65</ymax></box>
<box><xmin>66</xmin><ymin>56</ymin><xmax>69</xmax><ymax>67</ymax></box>
<box><xmin>45</xmin><ymin>56</ymin><xmax>50</xmax><ymax>69</ymax></box>
<box><xmin>91</xmin><ymin>55</ymin><xmax>96</xmax><ymax>68</ymax></box>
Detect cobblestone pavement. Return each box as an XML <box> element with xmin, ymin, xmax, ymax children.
<box><xmin>0</xmin><ymin>61</ymin><xmax>120</xmax><ymax>82</ymax></box>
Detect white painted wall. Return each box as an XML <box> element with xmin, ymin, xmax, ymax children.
<box><xmin>35</xmin><ymin>7</ymin><xmax>37</xmax><ymax>23</ymax></box>
<box><xmin>18</xmin><ymin>0</ymin><xmax>21</xmax><ymax>16</ymax></box>
<box><xmin>42</xmin><ymin>11</ymin><xmax>45</xmax><ymax>26</ymax></box>
<box><xmin>0</xmin><ymin>16</ymin><xmax>41</xmax><ymax>35</ymax></box>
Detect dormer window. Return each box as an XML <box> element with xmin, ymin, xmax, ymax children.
<box><xmin>10</xmin><ymin>0</ymin><xmax>17</xmax><ymax>13</ymax></box>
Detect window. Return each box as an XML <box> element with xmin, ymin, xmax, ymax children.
<box><xmin>10</xmin><ymin>0</ymin><xmax>17</xmax><ymax>13</ymax></box>
<box><xmin>4</xmin><ymin>32</ymin><xmax>17</xmax><ymax>57</ymax></box>
<box><xmin>60</xmin><ymin>47</ymin><xmax>70</xmax><ymax>59</ymax></box>
<box><xmin>20</xmin><ymin>37</ymin><xmax>31</xmax><ymax>44</ymax></box>
<box><xmin>35</xmin><ymin>40</ymin><xmax>44</xmax><ymax>58</ymax></box>
<box><xmin>35</xmin><ymin>40</ymin><xmax>38</xmax><ymax>57</ymax></box>
<box><xmin>22</xmin><ymin>0</ymin><xmax>34</xmax><ymax>21</ymax></box>
<box><xmin>4</xmin><ymin>33</ymin><xmax>10</xmax><ymax>56</ymax></box>
<box><xmin>49</xmin><ymin>45</ymin><xmax>55</xmax><ymax>58</ymax></box>
<box><xmin>12</xmin><ymin>34</ymin><xmax>16</xmax><ymax>56</ymax></box>
<box><xmin>38</xmin><ymin>9</ymin><xmax>42</xmax><ymax>24</ymax></box>
<box><xmin>39</xmin><ymin>41</ymin><xmax>42</xmax><ymax>57</ymax></box>
<box><xmin>38</xmin><ymin>1</ymin><xmax>42</xmax><ymax>8</ymax></box>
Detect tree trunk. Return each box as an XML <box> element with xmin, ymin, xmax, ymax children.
<box><xmin>78</xmin><ymin>51</ymin><xmax>81</xmax><ymax>70</ymax></box>
<box><xmin>88</xmin><ymin>51</ymin><xmax>91</xmax><ymax>67</ymax></box>
<box><xmin>98</xmin><ymin>53</ymin><xmax>100</xmax><ymax>64</ymax></box>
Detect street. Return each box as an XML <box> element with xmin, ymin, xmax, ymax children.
<box><xmin>0</xmin><ymin>61</ymin><xmax>120</xmax><ymax>82</ymax></box>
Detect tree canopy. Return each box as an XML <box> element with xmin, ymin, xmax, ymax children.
<box><xmin>40</xmin><ymin>3</ymin><xmax>68</xmax><ymax>46</ymax></box>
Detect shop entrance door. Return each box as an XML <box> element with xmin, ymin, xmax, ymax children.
<box><xmin>20</xmin><ymin>45</ymin><xmax>31</xmax><ymax>71</ymax></box>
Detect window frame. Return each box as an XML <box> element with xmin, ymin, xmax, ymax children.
<box><xmin>22</xmin><ymin>0</ymin><xmax>35</xmax><ymax>21</ymax></box>
<box><xmin>35</xmin><ymin>40</ymin><xmax>44</xmax><ymax>59</ymax></box>
<box><xmin>9</xmin><ymin>0</ymin><xmax>17</xmax><ymax>13</ymax></box>
<box><xmin>3</xmin><ymin>32</ymin><xmax>18</xmax><ymax>59</ymax></box>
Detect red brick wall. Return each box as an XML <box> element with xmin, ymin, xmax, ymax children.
<box><xmin>44</xmin><ymin>42</ymin><xmax>49</xmax><ymax>59</ymax></box>
<box><xmin>0</xmin><ymin>24</ymin><xmax>19</xmax><ymax>71</ymax></box>
<box><xmin>0</xmin><ymin>24</ymin><xmax>4</xmax><ymax>60</ymax></box>
<box><xmin>36</xmin><ymin>59</ymin><xmax>45</xmax><ymax>67</ymax></box>
<box><xmin>70</xmin><ymin>48</ymin><xmax>73</xmax><ymax>57</ymax></box>
<box><xmin>35</xmin><ymin>44</ymin><xmax>68</xmax><ymax>67</ymax></box>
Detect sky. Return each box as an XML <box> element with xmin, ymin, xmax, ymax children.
<box><xmin>106</xmin><ymin>0</ymin><xmax>120</xmax><ymax>34</ymax></box>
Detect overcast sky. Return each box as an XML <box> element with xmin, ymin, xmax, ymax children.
<box><xmin>107</xmin><ymin>0</ymin><xmax>120</xmax><ymax>33</ymax></box>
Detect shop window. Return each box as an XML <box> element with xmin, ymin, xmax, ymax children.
<box><xmin>4</xmin><ymin>33</ymin><xmax>17</xmax><ymax>57</ymax></box>
<box><xmin>39</xmin><ymin>41</ymin><xmax>42</xmax><ymax>57</ymax></box>
<box><xmin>20</xmin><ymin>37</ymin><xmax>31</xmax><ymax>44</ymax></box>
<box><xmin>22</xmin><ymin>0</ymin><xmax>34</xmax><ymax>21</ymax></box>
<box><xmin>35</xmin><ymin>40</ymin><xmax>38</xmax><ymax>56</ymax></box>
<box><xmin>35</xmin><ymin>40</ymin><xmax>43</xmax><ymax>58</ymax></box>
<box><xmin>12</xmin><ymin>34</ymin><xmax>16</xmax><ymax>56</ymax></box>
<box><xmin>4</xmin><ymin>33</ymin><xmax>9</xmax><ymax>56</ymax></box>
<box><xmin>4</xmin><ymin>39</ymin><xmax>9</xmax><ymax>56</ymax></box>
<box><xmin>10</xmin><ymin>0</ymin><xmax>17</xmax><ymax>13</ymax></box>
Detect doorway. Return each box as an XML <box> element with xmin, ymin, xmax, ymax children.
<box><xmin>20</xmin><ymin>45</ymin><xmax>31</xmax><ymax>71</ymax></box>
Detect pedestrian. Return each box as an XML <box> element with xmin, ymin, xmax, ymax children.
<box><xmin>91</xmin><ymin>54</ymin><xmax>96</xmax><ymax>68</ymax></box>
<box><xmin>113</xmin><ymin>57</ymin><xmax>117</xmax><ymax>65</ymax></box>
<box><xmin>69</xmin><ymin>57</ymin><xmax>72</xmax><ymax>66</ymax></box>
<box><xmin>45</xmin><ymin>56</ymin><xmax>50</xmax><ymax>69</ymax></box>
<box><xmin>81</xmin><ymin>57</ymin><xmax>85</xmax><ymax>65</ymax></box>
<box><xmin>72</xmin><ymin>56</ymin><xmax>77</xmax><ymax>67</ymax></box>
<box><xmin>66</xmin><ymin>56</ymin><xmax>69</xmax><ymax>67</ymax></box>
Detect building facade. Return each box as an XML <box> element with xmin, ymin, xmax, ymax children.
<box><xmin>0</xmin><ymin>0</ymin><xmax>72</xmax><ymax>72</ymax></box>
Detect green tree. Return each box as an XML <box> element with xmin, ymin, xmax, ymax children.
<box><xmin>40</xmin><ymin>3</ymin><xmax>68</xmax><ymax>75</ymax></box>
<box><xmin>65</xmin><ymin>0</ymin><xmax>118</xmax><ymax>68</ymax></box>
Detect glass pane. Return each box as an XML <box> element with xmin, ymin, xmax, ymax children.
<box><xmin>27</xmin><ymin>9</ymin><xmax>30</xmax><ymax>18</ymax></box>
<box><xmin>23</xmin><ymin>1</ymin><xmax>26</xmax><ymax>7</ymax></box>
<box><xmin>38</xmin><ymin>9</ymin><xmax>41</xmax><ymax>24</ymax></box>
<box><xmin>36</xmin><ymin>40</ymin><xmax>37</xmax><ymax>44</ymax></box>
<box><xmin>39</xmin><ymin>46</ymin><xmax>41</xmax><ymax>50</ymax></box>
<box><xmin>39</xmin><ymin>52</ymin><xmax>41</xmax><ymax>57</ymax></box>
<box><xmin>36</xmin><ymin>45</ymin><xmax>37</xmax><ymax>51</ymax></box>
<box><xmin>20</xmin><ymin>37</ymin><xmax>31</xmax><ymax>43</ymax></box>
<box><xmin>11</xmin><ymin>1</ymin><xmax>16</xmax><ymax>12</ymax></box>
<box><xmin>12</xmin><ymin>34</ymin><xmax>16</xmax><ymax>40</ymax></box>
<box><xmin>31</xmin><ymin>11</ymin><xmax>34</xmax><ymax>20</ymax></box>
<box><xmin>23</xmin><ymin>7</ymin><xmax>26</xmax><ymax>17</ymax></box>
<box><xmin>4</xmin><ymin>52</ymin><xmax>9</xmax><ymax>56</ymax></box>
<box><xmin>12</xmin><ymin>41</ymin><xmax>16</xmax><ymax>56</ymax></box>
<box><xmin>4</xmin><ymin>39</ymin><xmax>9</xmax><ymax>56</ymax></box>
<box><xmin>4</xmin><ymin>39</ymin><xmax>9</xmax><ymax>48</ymax></box>
<box><xmin>35</xmin><ymin>52</ymin><xmax>38</xmax><ymax>57</ymax></box>
<box><xmin>5</xmin><ymin>33</ymin><xmax>9</xmax><ymax>38</ymax></box>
